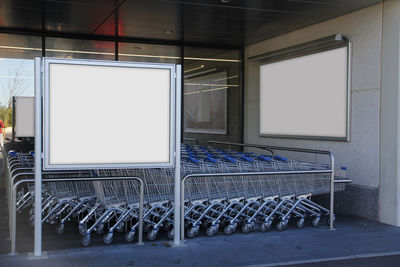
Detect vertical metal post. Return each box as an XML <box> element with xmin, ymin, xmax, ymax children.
<box><xmin>137</xmin><ymin>179</ymin><xmax>144</xmax><ymax>245</ymax></box>
<box><xmin>180</xmin><ymin>179</ymin><xmax>185</xmax><ymax>241</ymax></box>
<box><xmin>34</xmin><ymin>57</ymin><xmax>43</xmax><ymax>256</ymax></box>
<box><xmin>10</xmin><ymin>183</ymin><xmax>17</xmax><ymax>254</ymax></box>
<box><xmin>173</xmin><ymin>65</ymin><xmax>182</xmax><ymax>246</ymax></box>
<box><xmin>114</xmin><ymin>0</ymin><xmax>119</xmax><ymax>61</ymax></box>
<box><xmin>329</xmin><ymin>153</ymin><xmax>335</xmax><ymax>230</ymax></box>
<box><xmin>180</xmin><ymin>46</ymin><xmax>184</xmax><ymax>139</ymax></box>
<box><xmin>239</xmin><ymin>47</ymin><xmax>245</xmax><ymax>145</ymax></box>
<box><xmin>12</xmin><ymin>96</ymin><xmax>15</xmax><ymax>142</ymax></box>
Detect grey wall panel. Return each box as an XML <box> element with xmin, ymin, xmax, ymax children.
<box><xmin>245</xmin><ymin>4</ymin><xmax>382</xmax><ymax>189</ymax></box>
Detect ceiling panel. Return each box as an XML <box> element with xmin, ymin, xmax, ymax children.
<box><xmin>117</xmin><ymin>0</ymin><xmax>181</xmax><ymax>41</ymax></box>
<box><xmin>0</xmin><ymin>0</ymin><xmax>42</xmax><ymax>30</ymax></box>
<box><xmin>0</xmin><ymin>0</ymin><xmax>383</xmax><ymax>48</ymax></box>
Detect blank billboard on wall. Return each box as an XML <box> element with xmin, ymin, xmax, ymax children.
<box><xmin>259</xmin><ymin>46</ymin><xmax>349</xmax><ymax>140</ymax></box>
<box><xmin>43</xmin><ymin>58</ymin><xmax>176</xmax><ymax>169</ymax></box>
<box><xmin>15</xmin><ymin>96</ymin><xmax>34</xmax><ymax>137</ymax></box>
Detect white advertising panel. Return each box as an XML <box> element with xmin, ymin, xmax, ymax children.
<box><xmin>259</xmin><ymin>46</ymin><xmax>349</xmax><ymax>140</ymax></box>
<box><xmin>15</xmin><ymin>96</ymin><xmax>35</xmax><ymax>137</ymax></box>
<box><xmin>43</xmin><ymin>58</ymin><xmax>176</xmax><ymax>169</ymax></box>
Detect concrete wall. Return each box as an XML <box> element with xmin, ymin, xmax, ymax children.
<box><xmin>379</xmin><ymin>0</ymin><xmax>400</xmax><ymax>226</ymax></box>
<box><xmin>244</xmin><ymin>4</ymin><xmax>383</xmax><ymax>220</ymax></box>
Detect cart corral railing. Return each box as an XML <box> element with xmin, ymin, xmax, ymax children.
<box><xmin>179</xmin><ymin>140</ymin><xmax>340</xmax><ymax>241</ymax></box>
<box><xmin>9</xmin><ymin>174</ymin><xmax>144</xmax><ymax>255</ymax></box>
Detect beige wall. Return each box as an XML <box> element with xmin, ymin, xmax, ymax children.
<box><xmin>244</xmin><ymin>4</ymin><xmax>382</xmax><ymax>189</ymax></box>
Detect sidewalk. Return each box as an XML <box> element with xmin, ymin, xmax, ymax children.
<box><xmin>1</xmin><ymin>216</ymin><xmax>400</xmax><ymax>267</ymax></box>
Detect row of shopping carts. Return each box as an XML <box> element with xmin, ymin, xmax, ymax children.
<box><xmin>5</xmin><ymin>144</ymin><xmax>345</xmax><ymax>248</ymax></box>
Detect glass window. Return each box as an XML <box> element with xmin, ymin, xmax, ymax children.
<box><xmin>0</xmin><ymin>33</ymin><xmax>41</xmax><ymax>127</ymax></box>
<box><xmin>45</xmin><ymin>37</ymin><xmax>115</xmax><ymax>60</ymax></box>
<box><xmin>119</xmin><ymin>43</ymin><xmax>180</xmax><ymax>64</ymax></box>
<box><xmin>0</xmin><ymin>33</ymin><xmax>42</xmax><ymax>59</ymax></box>
<box><xmin>183</xmin><ymin>47</ymin><xmax>241</xmax><ymax>144</ymax></box>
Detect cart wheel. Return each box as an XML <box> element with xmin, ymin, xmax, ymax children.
<box><xmin>186</xmin><ymin>226</ymin><xmax>199</xmax><ymax>238</ymax></box>
<box><xmin>125</xmin><ymin>230</ymin><xmax>136</xmax><ymax>242</ymax></box>
<box><xmin>116</xmin><ymin>223</ymin><xmax>124</xmax><ymax>233</ymax></box>
<box><xmin>276</xmin><ymin>221</ymin><xmax>286</xmax><ymax>231</ymax></box>
<box><xmin>201</xmin><ymin>220</ymin><xmax>210</xmax><ymax>229</ymax></box>
<box><xmin>241</xmin><ymin>223</ymin><xmax>252</xmax><ymax>234</ymax></box>
<box><xmin>96</xmin><ymin>224</ymin><xmax>105</xmax><ymax>234</ymax></box>
<box><xmin>55</xmin><ymin>223</ymin><xmax>65</xmax><ymax>234</ymax></box>
<box><xmin>82</xmin><ymin>235</ymin><xmax>91</xmax><ymax>247</ymax></box>
<box><xmin>312</xmin><ymin>217</ymin><xmax>320</xmax><ymax>227</ymax></box>
<box><xmin>163</xmin><ymin>222</ymin><xmax>172</xmax><ymax>231</ymax></box>
<box><xmin>79</xmin><ymin>224</ymin><xmax>87</xmax><ymax>236</ymax></box>
<box><xmin>206</xmin><ymin>225</ymin><xmax>218</xmax><ymax>237</ymax></box>
<box><xmin>296</xmin><ymin>218</ymin><xmax>305</xmax><ymax>229</ymax></box>
<box><xmin>143</xmin><ymin>224</ymin><xmax>152</xmax><ymax>233</ymax></box>
<box><xmin>103</xmin><ymin>232</ymin><xmax>114</xmax><ymax>245</ymax></box>
<box><xmin>259</xmin><ymin>221</ymin><xmax>272</xmax><ymax>232</ymax></box>
<box><xmin>167</xmin><ymin>228</ymin><xmax>174</xmax><ymax>240</ymax></box>
<box><xmin>224</xmin><ymin>225</ymin><xmax>234</xmax><ymax>235</ymax></box>
<box><xmin>147</xmin><ymin>229</ymin><xmax>159</xmax><ymax>241</ymax></box>
<box><xmin>184</xmin><ymin>221</ymin><xmax>190</xmax><ymax>229</ymax></box>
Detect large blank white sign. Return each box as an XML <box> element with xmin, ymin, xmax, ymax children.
<box><xmin>15</xmin><ymin>96</ymin><xmax>34</xmax><ymax>137</ymax></box>
<box><xmin>260</xmin><ymin>46</ymin><xmax>349</xmax><ymax>140</ymax></box>
<box><xmin>44</xmin><ymin>59</ymin><xmax>175</xmax><ymax>169</ymax></box>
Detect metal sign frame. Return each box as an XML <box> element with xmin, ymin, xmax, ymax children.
<box><xmin>253</xmin><ymin>34</ymin><xmax>352</xmax><ymax>142</ymax></box>
<box><xmin>42</xmin><ymin>57</ymin><xmax>178</xmax><ymax>170</ymax></box>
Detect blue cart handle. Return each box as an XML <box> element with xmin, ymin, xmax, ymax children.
<box><xmin>205</xmin><ymin>156</ymin><xmax>218</xmax><ymax>163</ymax></box>
<box><xmin>274</xmin><ymin>155</ymin><xmax>288</xmax><ymax>162</ymax></box>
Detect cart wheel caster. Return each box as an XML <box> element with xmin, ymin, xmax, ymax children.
<box><xmin>296</xmin><ymin>218</ymin><xmax>305</xmax><ymax>229</ymax></box>
<box><xmin>184</xmin><ymin>221</ymin><xmax>190</xmax><ymax>229</ymax></box>
<box><xmin>55</xmin><ymin>223</ymin><xmax>65</xmax><ymax>234</ymax></box>
<box><xmin>241</xmin><ymin>223</ymin><xmax>252</xmax><ymax>234</ymax></box>
<box><xmin>224</xmin><ymin>225</ymin><xmax>234</xmax><ymax>235</ymax></box>
<box><xmin>163</xmin><ymin>222</ymin><xmax>172</xmax><ymax>231</ymax></box>
<box><xmin>186</xmin><ymin>226</ymin><xmax>199</xmax><ymax>238</ymax></box>
<box><xmin>276</xmin><ymin>221</ymin><xmax>287</xmax><ymax>231</ymax></box>
<box><xmin>125</xmin><ymin>230</ymin><xmax>135</xmax><ymax>242</ymax></box>
<box><xmin>206</xmin><ymin>225</ymin><xmax>218</xmax><ymax>237</ymax></box>
<box><xmin>312</xmin><ymin>217</ymin><xmax>320</xmax><ymax>227</ymax></box>
<box><xmin>79</xmin><ymin>224</ymin><xmax>87</xmax><ymax>236</ymax></box>
<box><xmin>143</xmin><ymin>224</ymin><xmax>151</xmax><ymax>233</ymax></box>
<box><xmin>96</xmin><ymin>224</ymin><xmax>105</xmax><ymax>234</ymax></box>
<box><xmin>260</xmin><ymin>221</ymin><xmax>272</xmax><ymax>232</ymax></box>
<box><xmin>147</xmin><ymin>229</ymin><xmax>159</xmax><ymax>241</ymax></box>
<box><xmin>103</xmin><ymin>232</ymin><xmax>114</xmax><ymax>245</ymax></box>
<box><xmin>116</xmin><ymin>223</ymin><xmax>124</xmax><ymax>233</ymax></box>
<box><xmin>201</xmin><ymin>220</ymin><xmax>210</xmax><ymax>229</ymax></box>
<box><xmin>82</xmin><ymin>235</ymin><xmax>91</xmax><ymax>247</ymax></box>
<box><xmin>167</xmin><ymin>228</ymin><xmax>174</xmax><ymax>240</ymax></box>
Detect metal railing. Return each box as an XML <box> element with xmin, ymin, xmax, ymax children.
<box><xmin>9</xmin><ymin>175</ymin><xmax>144</xmax><ymax>255</ymax></box>
<box><xmin>205</xmin><ymin>141</ymin><xmax>335</xmax><ymax>226</ymax></box>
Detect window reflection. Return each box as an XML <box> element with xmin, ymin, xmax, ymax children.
<box><xmin>0</xmin><ymin>58</ymin><xmax>34</xmax><ymax>127</ymax></box>
<box><xmin>183</xmin><ymin>47</ymin><xmax>241</xmax><ymax>144</ymax></box>
<box><xmin>45</xmin><ymin>38</ymin><xmax>115</xmax><ymax>60</ymax></box>
<box><xmin>119</xmin><ymin>43</ymin><xmax>180</xmax><ymax>64</ymax></box>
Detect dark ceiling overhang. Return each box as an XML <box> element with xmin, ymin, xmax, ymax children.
<box><xmin>0</xmin><ymin>0</ymin><xmax>383</xmax><ymax>48</ymax></box>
